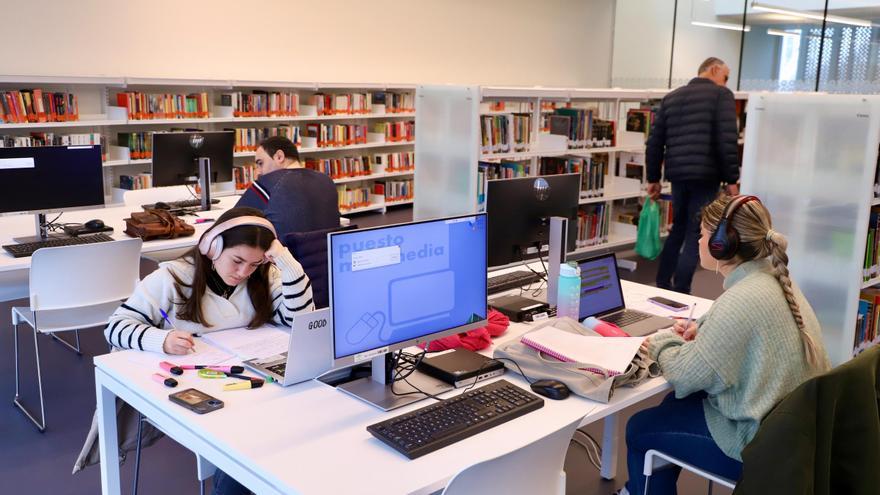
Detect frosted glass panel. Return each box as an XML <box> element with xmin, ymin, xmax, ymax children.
<box><xmin>741</xmin><ymin>93</ymin><xmax>878</xmax><ymax>364</ymax></box>
<box><xmin>414</xmin><ymin>86</ymin><xmax>479</xmax><ymax>221</ymax></box>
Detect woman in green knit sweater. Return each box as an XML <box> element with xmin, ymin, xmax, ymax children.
<box><xmin>616</xmin><ymin>195</ymin><xmax>831</xmax><ymax>495</ymax></box>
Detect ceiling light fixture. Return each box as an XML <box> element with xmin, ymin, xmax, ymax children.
<box><xmin>691</xmin><ymin>20</ymin><xmax>751</xmax><ymax>32</ymax></box>
<box><xmin>751</xmin><ymin>2</ymin><xmax>872</xmax><ymax>28</ymax></box>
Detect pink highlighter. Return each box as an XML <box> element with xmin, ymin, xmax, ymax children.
<box><xmin>583</xmin><ymin>316</ymin><xmax>630</xmax><ymax>337</ymax></box>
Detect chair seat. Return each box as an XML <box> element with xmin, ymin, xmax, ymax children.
<box><xmin>12</xmin><ymin>300</ymin><xmax>122</xmax><ymax>333</ymax></box>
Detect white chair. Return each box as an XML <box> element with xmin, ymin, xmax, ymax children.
<box><xmin>12</xmin><ymin>238</ymin><xmax>142</xmax><ymax>431</ymax></box>
<box><xmin>643</xmin><ymin>449</ymin><xmax>737</xmax><ymax>495</ymax></box>
<box><xmin>441</xmin><ymin>419</ymin><xmax>581</xmax><ymax>495</ymax></box>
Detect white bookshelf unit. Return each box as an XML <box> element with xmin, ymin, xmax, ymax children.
<box><xmin>0</xmin><ymin>76</ymin><xmax>416</xmax><ymax>214</ymax></box>
<box><xmin>415</xmin><ymin>85</ymin><xmax>748</xmax><ymax>258</ymax></box>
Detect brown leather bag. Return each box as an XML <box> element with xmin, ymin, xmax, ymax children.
<box><xmin>124</xmin><ymin>208</ymin><xmax>195</xmax><ymax>241</ymax></box>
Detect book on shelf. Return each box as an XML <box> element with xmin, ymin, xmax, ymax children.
<box><xmin>311</xmin><ymin>92</ymin><xmax>373</xmax><ymax>115</ymax></box>
<box><xmin>854</xmin><ymin>288</ymin><xmax>880</xmax><ymax>354</ymax></box>
<box><xmin>116</xmin><ymin>91</ymin><xmax>209</xmax><ymax>120</ymax></box>
<box><xmin>118</xmin><ymin>132</ymin><xmax>154</xmax><ymax>159</ymax></box>
<box><xmin>375</xmin><ymin>151</ymin><xmax>414</xmax><ymax>172</ymax></box>
<box><xmin>221</xmin><ymin>91</ymin><xmax>299</xmax><ymax>117</ymax></box>
<box><xmin>305</xmin><ymin>155</ymin><xmax>373</xmax><ymax>179</ymax></box>
<box><xmin>306</xmin><ymin>123</ymin><xmax>367</xmax><ymax>147</ymax></box>
<box><xmin>233</xmin><ymin>163</ymin><xmax>260</xmax><ymax>190</ymax></box>
<box><xmin>511</xmin><ymin>113</ymin><xmax>532</xmax><ymax>152</ymax></box>
<box><xmin>579</xmin><ymin>155</ymin><xmax>608</xmax><ymax>198</ymax></box>
<box><xmin>227</xmin><ymin>125</ymin><xmax>301</xmax><ymax>152</ymax></box>
<box><xmin>477</xmin><ymin>160</ymin><xmax>531</xmax><ymax>204</ymax></box>
<box><xmin>551</xmin><ymin>108</ymin><xmax>615</xmax><ymax>149</ymax></box>
<box><xmin>0</xmin><ymin>89</ymin><xmax>79</xmax><ymax>123</ymax></box>
<box><xmin>370</xmin><ymin>121</ymin><xmax>415</xmax><ymax>143</ymax></box>
<box><xmin>539</xmin><ymin>156</ymin><xmax>581</xmax><ymax>176</ymax></box>
<box><xmin>864</xmin><ymin>205</ymin><xmax>880</xmax><ymax>281</ymax></box>
<box><xmin>380</xmin><ymin>179</ymin><xmax>414</xmax><ymax>202</ymax></box>
<box><xmin>337</xmin><ymin>184</ymin><xmax>372</xmax><ymax>210</ymax></box>
<box><xmin>383</xmin><ymin>92</ymin><xmax>415</xmax><ymax>113</ymax></box>
<box><xmin>576</xmin><ymin>203</ymin><xmax>610</xmax><ymax>247</ymax></box>
<box><xmin>625</xmin><ymin>108</ymin><xmax>652</xmax><ymax>139</ymax></box>
<box><xmin>119</xmin><ymin>173</ymin><xmax>153</xmax><ymax>190</ymax></box>
<box><xmin>483</xmin><ymin>101</ymin><xmax>534</xmax><ymax>113</ymax></box>
<box><xmin>481</xmin><ymin>115</ymin><xmax>510</xmax><ymax>154</ymax></box>
<box><xmin>624</xmin><ymin>161</ymin><xmax>646</xmax><ymax>187</ymax></box>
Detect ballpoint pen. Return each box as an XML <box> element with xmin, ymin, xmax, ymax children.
<box><xmin>159</xmin><ymin>308</ymin><xmax>196</xmax><ymax>353</ymax></box>
<box><xmin>682</xmin><ymin>303</ymin><xmax>697</xmax><ymax>339</ymax></box>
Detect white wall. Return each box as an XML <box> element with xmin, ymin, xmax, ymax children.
<box><xmin>0</xmin><ymin>0</ymin><xmax>614</xmax><ymax>87</ymax></box>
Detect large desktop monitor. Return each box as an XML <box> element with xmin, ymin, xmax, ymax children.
<box><xmin>328</xmin><ymin>213</ymin><xmax>488</xmax><ymax>410</ymax></box>
<box><xmin>0</xmin><ymin>145</ymin><xmax>105</xmax><ymax>242</ymax></box>
<box><xmin>151</xmin><ymin>131</ymin><xmax>234</xmax><ymax>187</ymax></box>
<box><xmin>485</xmin><ymin>173</ymin><xmax>580</xmax><ymax>268</ymax></box>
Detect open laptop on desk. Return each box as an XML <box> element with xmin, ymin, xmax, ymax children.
<box><xmin>576</xmin><ymin>253</ymin><xmax>674</xmax><ymax>337</ymax></box>
<box><xmin>243</xmin><ymin>308</ymin><xmax>332</xmax><ymax>386</ymax></box>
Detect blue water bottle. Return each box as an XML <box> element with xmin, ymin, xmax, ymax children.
<box><xmin>556</xmin><ymin>262</ymin><xmax>581</xmax><ymax>320</ymax></box>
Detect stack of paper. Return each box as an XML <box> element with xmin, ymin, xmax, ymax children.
<box><xmin>520</xmin><ymin>326</ymin><xmax>645</xmax><ymax>375</ymax></box>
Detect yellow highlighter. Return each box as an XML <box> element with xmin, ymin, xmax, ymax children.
<box><xmin>223</xmin><ymin>379</ymin><xmax>264</xmax><ymax>391</ymax></box>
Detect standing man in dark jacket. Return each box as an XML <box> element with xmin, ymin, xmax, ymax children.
<box><xmin>236</xmin><ymin>135</ymin><xmax>340</xmax><ymax>242</ymax></box>
<box><xmin>647</xmin><ymin>57</ymin><xmax>740</xmax><ymax>294</ymax></box>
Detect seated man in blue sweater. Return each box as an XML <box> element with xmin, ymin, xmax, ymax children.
<box><xmin>236</xmin><ymin>135</ymin><xmax>340</xmax><ymax>242</ymax></box>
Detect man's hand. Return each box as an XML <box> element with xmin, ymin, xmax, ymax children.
<box><xmin>646</xmin><ymin>182</ymin><xmax>662</xmax><ymax>201</ymax></box>
<box><xmin>163</xmin><ymin>330</ymin><xmax>194</xmax><ymax>355</ymax></box>
<box><xmin>725</xmin><ymin>183</ymin><xmax>740</xmax><ymax>197</ymax></box>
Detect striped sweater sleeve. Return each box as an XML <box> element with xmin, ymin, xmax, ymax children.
<box><xmin>270</xmin><ymin>249</ymin><xmax>315</xmax><ymax>326</ymax></box>
<box><xmin>104</xmin><ymin>266</ymin><xmax>175</xmax><ymax>353</ymax></box>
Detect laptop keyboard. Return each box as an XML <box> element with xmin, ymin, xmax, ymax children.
<box><xmin>603</xmin><ymin>310</ymin><xmax>652</xmax><ymax>327</ymax></box>
<box><xmin>266</xmin><ymin>362</ymin><xmax>286</xmax><ymax>377</ymax></box>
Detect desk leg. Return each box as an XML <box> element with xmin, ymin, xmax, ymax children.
<box><xmin>95</xmin><ymin>373</ymin><xmax>122</xmax><ymax>495</ymax></box>
<box><xmin>600</xmin><ymin>413</ymin><xmax>619</xmax><ymax>480</ymax></box>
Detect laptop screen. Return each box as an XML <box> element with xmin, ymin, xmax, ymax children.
<box><xmin>576</xmin><ymin>253</ymin><xmax>626</xmax><ymax>320</ymax></box>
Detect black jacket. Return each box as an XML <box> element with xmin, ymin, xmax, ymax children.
<box><xmin>733</xmin><ymin>347</ymin><xmax>880</xmax><ymax>495</ymax></box>
<box><xmin>646</xmin><ymin>78</ymin><xmax>740</xmax><ymax>185</ymax></box>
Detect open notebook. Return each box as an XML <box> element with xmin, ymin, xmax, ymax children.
<box><xmin>520</xmin><ymin>326</ymin><xmax>645</xmax><ymax>376</ymax></box>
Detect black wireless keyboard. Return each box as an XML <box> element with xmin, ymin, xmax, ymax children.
<box><xmin>2</xmin><ymin>233</ymin><xmax>115</xmax><ymax>258</ymax></box>
<box><xmin>487</xmin><ymin>269</ymin><xmax>544</xmax><ymax>294</ymax></box>
<box><xmin>366</xmin><ymin>379</ymin><xmax>544</xmax><ymax>459</ymax></box>
<box><xmin>142</xmin><ymin>198</ymin><xmax>220</xmax><ymax>210</ymax></box>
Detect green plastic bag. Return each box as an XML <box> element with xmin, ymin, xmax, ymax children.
<box><xmin>635</xmin><ymin>198</ymin><xmax>662</xmax><ymax>260</ymax></box>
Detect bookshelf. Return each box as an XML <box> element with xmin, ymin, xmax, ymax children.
<box><xmin>415</xmin><ymin>85</ymin><xmax>746</xmax><ymax>258</ymax></box>
<box><xmin>0</xmin><ymin>76</ymin><xmax>416</xmax><ymax>213</ymax></box>
<box><xmin>740</xmin><ymin>93</ymin><xmax>880</xmax><ymax>365</ymax></box>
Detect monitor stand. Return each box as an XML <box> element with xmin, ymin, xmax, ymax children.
<box><xmin>12</xmin><ymin>213</ymin><xmax>71</xmax><ymax>244</ymax></box>
<box><xmin>197</xmin><ymin>157</ymin><xmax>213</xmax><ymax>212</ymax></box>
<box><xmin>336</xmin><ymin>353</ymin><xmax>454</xmax><ymax>411</ymax></box>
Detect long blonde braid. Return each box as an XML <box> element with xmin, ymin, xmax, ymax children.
<box><xmin>702</xmin><ymin>196</ymin><xmax>824</xmax><ymax>369</ymax></box>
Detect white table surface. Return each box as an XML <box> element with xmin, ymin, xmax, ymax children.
<box><xmin>0</xmin><ymin>196</ymin><xmax>239</xmax><ymax>301</ymax></box>
<box><xmin>95</xmin><ymin>280</ymin><xmax>712</xmax><ymax>495</ymax></box>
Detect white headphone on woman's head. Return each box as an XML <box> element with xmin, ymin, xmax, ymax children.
<box><xmin>197</xmin><ymin>216</ymin><xmax>277</xmax><ymax>260</ymax></box>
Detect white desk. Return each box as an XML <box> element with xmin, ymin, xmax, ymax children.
<box><xmin>94</xmin><ymin>281</ymin><xmax>711</xmax><ymax>494</ymax></box>
<box><xmin>0</xmin><ymin>196</ymin><xmax>240</xmax><ymax>301</ymax></box>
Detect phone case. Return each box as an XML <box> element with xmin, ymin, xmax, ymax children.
<box><xmin>647</xmin><ymin>298</ymin><xmax>689</xmax><ymax>312</ymax></box>
<box><xmin>169</xmin><ymin>389</ymin><xmax>224</xmax><ymax>414</ymax></box>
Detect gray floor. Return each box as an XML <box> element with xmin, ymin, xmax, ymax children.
<box><xmin>0</xmin><ymin>206</ymin><xmax>730</xmax><ymax>494</ymax></box>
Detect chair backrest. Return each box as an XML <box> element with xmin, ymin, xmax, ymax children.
<box><xmin>121</xmin><ymin>185</ymin><xmax>191</xmax><ymax>207</ymax></box>
<box><xmin>284</xmin><ymin>224</ymin><xmax>357</xmax><ymax>309</ymax></box>
<box><xmin>441</xmin><ymin>419</ymin><xmax>580</xmax><ymax>495</ymax></box>
<box><xmin>29</xmin><ymin>237</ymin><xmax>143</xmax><ymax>311</ymax></box>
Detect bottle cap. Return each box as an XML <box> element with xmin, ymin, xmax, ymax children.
<box><xmin>559</xmin><ymin>262</ymin><xmax>580</xmax><ymax>277</ymax></box>
<box><xmin>583</xmin><ymin>316</ymin><xmax>600</xmax><ymax>329</ymax></box>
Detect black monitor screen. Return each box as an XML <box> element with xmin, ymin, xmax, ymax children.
<box><xmin>486</xmin><ymin>173</ymin><xmax>580</xmax><ymax>267</ymax></box>
<box><xmin>0</xmin><ymin>145</ymin><xmax>104</xmax><ymax>214</ymax></box>
<box><xmin>152</xmin><ymin>132</ymin><xmax>234</xmax><ymax>187</ymax></box>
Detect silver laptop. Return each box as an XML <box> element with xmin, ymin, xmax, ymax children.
<box><xmin>243</xmin><ymin>308</ymin><xmax>333</xmax><ymax>386</ymax></box>
<box><xmin>576</xmin><ymin>253</ymin><xmax>674</xmax><ymax>337</ymax></box>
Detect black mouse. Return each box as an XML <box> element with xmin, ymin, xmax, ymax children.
<box><xmin>530</xmin><ymin>379</ymin><xmax>570</xmax><ymax>400</ymax></box>
<box><xmin>84</xmin><ymin>219</ymin><xmax>105</xmax><ymax>230</ymax></box>
<box><xmin>154</xmin><ymin>201</ymin><xmax>171</xmax><ymax>210</ymax></box>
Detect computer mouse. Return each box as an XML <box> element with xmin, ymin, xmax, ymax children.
<box><xmin>154</xmin><ymin>201</ymin><xmax>171</xmax><ymax>210</ymax></box>
<box><xmin>84</xmin><ymin>219</ymin><xmax>105</xmax><ymax>230</ymax></box>
<box><xmin>530</xmin><ymin>379</ymin><xmax>570</xmax><ymax>400</ymax></box>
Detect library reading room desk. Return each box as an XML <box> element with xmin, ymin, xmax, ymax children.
<box><xmin>0</xmin><ymin>195</ymin><xmax>239</xmax><ymax>302</ymax></box>
<box><xmin>94</xmin><ymin>281</ymin><xmax>711</xmax><ymax>494</ymax></box>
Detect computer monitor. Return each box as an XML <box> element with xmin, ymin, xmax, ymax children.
<box><xmin>151</xmin><ymin>131</ymin><xmax>234</xmax><ymax>187</ymax></box>
<box><xmin>485</xmin><ymin>173</ymin><xmax>580</xmax><ymax>268</ymax></box>
<box><xmin>0</xmin><ymin>145</ymin><xmax>105</xmax><ymax>242</ymax></box>
<box><xmin>328</xmin><ymin>213</ymin><xmax>488</xmax><ymax>410</ymax></box>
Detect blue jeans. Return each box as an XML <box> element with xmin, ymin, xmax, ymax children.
<box><xmin>212</xmin><ymin>469</ymin><xmax>249</xmax><ymax>495</ymax></box>
<box><xmin>655</xmin><ymin>181</ymin><xmax>719</xmax><ymax>294</ymax></box>
<box><xmin>624</xmin><ymin>392</ymin><xmax>742</xmax><ymax>495</ymax></box>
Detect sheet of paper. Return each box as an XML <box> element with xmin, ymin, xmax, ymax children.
<box><xmin>123</xmin><ymin>339</ymin><xmax>234</xmax><ymax>368</ymax></box>
<box><xmin>200</xmin><ymin>326</ymin><xmax>290</xmax><ymax>360</ymax></box>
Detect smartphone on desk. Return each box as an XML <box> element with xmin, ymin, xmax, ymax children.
<box><xmin>647</xmin><ymin>296</ymin><xmax>689</xmax><ymax>312</ymax></box>
<box><xmin>169</xmin><ymin>388</ymin><xmax>224</xmax><ymax>414</ymax></box>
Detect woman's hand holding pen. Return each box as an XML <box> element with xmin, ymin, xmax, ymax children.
<box><xmin>163</xmin><ymin>330</ymin><xmax>195</xmax><ymax>355</ymax></box>
<box><xmin>673</xmin><ymin>320</ymin><xmax>698</xmax><ymax>341</ymax></box>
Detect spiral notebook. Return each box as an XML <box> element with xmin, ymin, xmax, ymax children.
<box><xmin>520</xmin><ymin>326</ymin><xmax>645</xmax><ymax>376</ymax></box>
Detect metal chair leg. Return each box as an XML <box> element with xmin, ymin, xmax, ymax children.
<box><xmin>133</xmin><ymin>412</ymin><xmax>144</xmax><ymax>495</ymax></box>
<box><xmin>13</xmin><ymin>324</ymin><xmax>46</xmax><ymax>432</ymax></box>
<box><xmin>199</xmin><ymin>479</ymin><xmax>206</xmax><ymax>495</ymax></box>
<box><xmin>707</xmin><ymin>480</ymin><xmax>714</xmax><ymax>495</ymax></box>
<box><xmin>51</xmin><ymin>329</ymin><xmax>82</xmax><ymax>355</ymax></box>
